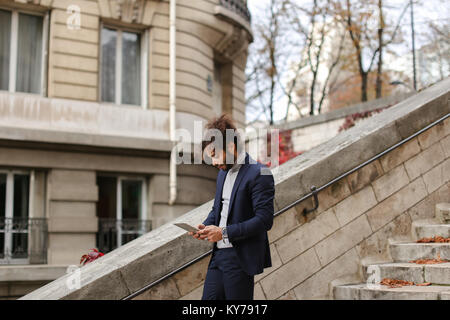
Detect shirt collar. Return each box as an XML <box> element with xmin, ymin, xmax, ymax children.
<box><xmin>230</xmin><ymin>150</ymin><xmax>246</xmax><ymax>172</ymax></box>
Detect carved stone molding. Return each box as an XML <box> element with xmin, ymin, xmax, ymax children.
<box><xmin>215</xmin><ymin>24</ymin><xmax>249</xmax><ymax>62</ymax></box>
<box><xmin>114</xmin><ymin>0</ymin><xmax>144</xmax><ymax>24</ymax></box>
<box><xmin>98</xmin><ymin>0</ymin><xmax>160</xmax><ymax>26</ymax></box>
<box><xmin>13</xmin><ymin>0</ymin><xmax>46</xmax><ymax>5</ymax></box>
<box><xmin>213</xmin><ymin>3</ymin><xmax>253</xmax><ymax>61</ymax></box>
<box><xmin>9</xmin><ymin>0</ymin><xmax>52</xmax><ymax>10</ymax></box>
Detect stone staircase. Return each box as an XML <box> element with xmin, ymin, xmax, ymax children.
<box><xmin>334</xmin><ymin>203</ymin><xmax>450</xmax><ymax>300</ymax></box>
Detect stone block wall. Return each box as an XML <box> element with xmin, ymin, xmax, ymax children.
<box><xmin>46</xmin><ymin>169</ymin><xmax>99</xmax><ymax>265</ymax></box>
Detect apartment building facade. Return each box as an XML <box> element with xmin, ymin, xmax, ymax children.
<box><xmin>0</xmin><ymin>0</ymin><xmax>252</xmax><ymax>297</ymax></box>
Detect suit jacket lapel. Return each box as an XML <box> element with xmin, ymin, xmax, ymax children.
<box><xmin>215</xmin><ymin>169</ymin><xmax>226</xmax><ymax>225</ymax></box>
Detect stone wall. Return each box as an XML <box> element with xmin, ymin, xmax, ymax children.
<box><xmin>20</xmin><ymin>77</ymin><xmax>450</xmax><ymax>300</ymax></box>
<box><xmin>260</xmin><ymin>123</ymin><xmax>449</xmax><ymax>300</ymax></box>
<box><xmin>46</xmin><ymin>169</ymin><xmax>98</xmax><ymax>264</ymax></box>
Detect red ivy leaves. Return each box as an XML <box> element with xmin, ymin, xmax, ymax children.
<box><xmin>258</xmin><ymin>129</ymin><xmax>303</xmax><ymax>167</ymax></box>
<box><xmin>80</xmin><ymin>248</ymin><xmax>104</xmax><ymax>266</ymax></box>
<box><xmin>338</xmin><ymin>106</ymin><xmax>389</xmax><ymax>132</ymax></box>
<box><xmin>257</xmin><ymin>104</ymin><xmax>394</xmax><ymax>167</ymax></box>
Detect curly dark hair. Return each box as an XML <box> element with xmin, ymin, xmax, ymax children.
<box><xmin>202</xmin><ymin>113</ymin><xmax>243</xmax><ymax>154</ymax></box>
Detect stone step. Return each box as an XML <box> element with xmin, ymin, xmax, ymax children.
<box><xmin>423</xmin><ymin>262</ymin><xmax>450</xmax><ymax>285</ymax></box>
<box><xmin>333</xmin><ymin>283</ymin><xmax>450</xmax><ymax>300</ymax></box>
<box><xmin>390</xmin><ymin>243</ymin><xmax>450</xmax><ymax>262</ymax></box>
<box><xmin>435</xmin><ymin>203</ymin><xmax>450</xmax><ymax>224</ymax></box>
<box><xmin>363</xmin><ymin>262</ymin><xmax>450</xmax><ymax>285</ymax></box>
<box><xmin>333</xmin><ymin>204</ymin><xmax>450</xmax><ymax>300</ymax></box>
<box><xmin>412</xmin><ymin>220</ymin><xmax>450</xmax><ymax>239</ymax></box>
<box><xmin>363</xmin><ymin>263</ymin><xmax>424</xmax><ymax>284</ymax></box>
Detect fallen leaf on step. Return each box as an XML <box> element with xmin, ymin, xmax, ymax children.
<box><xmin>415</xmin><ymin>282</ymin><xmax>431</xmax><ymax>286</ymax></box>
<box><xmin>380</xmin><ymin>278</ymin><xmax>414</xmax><ymax>288</ymax></box>
<box><xmin>417</xmin><ymin>236</ymin><xmax>450</xmax><ymax>243</ymax></box>
<box><xmin>380</xmin><ymin>278</ymin><xmax>434</xmax><ymax>288</ymax></box>
<box><xmin>410</xmin><ymin>252</ymin><xmax>449</xmax><ymax>264</ymax></box>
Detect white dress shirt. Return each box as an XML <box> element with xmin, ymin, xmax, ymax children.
<box><xmin>216</xmin><ymin>151</ymin><xmax>246</xmax><ymax>249</ymax></box>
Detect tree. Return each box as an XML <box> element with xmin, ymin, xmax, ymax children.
<box><xmin>281</xmin><ymin>0</ymin><xmax>347</xmax><ymax>117</ymax></box>
<box><xmin>335</xmin><ymin>0</ymin><xmax>408</xmax><ymax>101</ymax></box>
<box><xmin>375</xmin><ymin>0</ymin><xmax>384</xmax><ymax>98</ymax></box>
<box><xmin>421</xmin><ymin>2</ymin><xmax>450</xmax><ymax>85</ymax></box>
<box><xmin>246</xmin><ymin>0</ymin><xmax>291</xmax><ymax>125</ymax></box>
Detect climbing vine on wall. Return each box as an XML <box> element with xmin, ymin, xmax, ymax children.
<box><xmin>338</xmin><ymin>106</ymin><xmax>390</xmax><ymax>132</ymax></box>
<box><xmin>259</xmin><ymin>129</ymin><xmax>303</xmax><ymax>167</ymax></box>
<box><xmin>80</xmin><ymin>248</ymin><xmax>104</xmax><ymax>265</ymax></box>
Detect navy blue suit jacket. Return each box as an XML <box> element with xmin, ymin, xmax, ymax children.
<box><xmin>202</xmin><ymin>152</ymin><xmax>275</xmax><ymax>276</ymax></box>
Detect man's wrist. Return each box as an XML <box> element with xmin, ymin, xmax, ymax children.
<box><xmin>221</xmin><ymin>227</ymin><xmax>228</xmax><ymax>243</ymax></box>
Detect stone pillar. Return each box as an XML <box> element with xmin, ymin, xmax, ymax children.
<box><xmin>221</xmin><ymin>62</ymin><xmax>233</xmax><ymax>116</ymax></box>
<box><xmin>46</xmin><ymin>169</ymin><xmax>98</xmax><ymax>265</ymax></box>
<box><xmin>29</xmin><ymin>170</ymin><xmax>47</xmax><ymax>264</ymax></box>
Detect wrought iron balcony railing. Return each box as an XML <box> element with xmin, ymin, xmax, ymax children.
<box><xmin>220</xmin><ymin>0</ymin><xmax>251</xmax><ymax>23</ymax></box>
<box><xmin>0</xmin><ymin>217</ymin><xmax>47</xmax><ymax>264</ymax></box>
<box><xmin>97</xmin><ymin>219</ymin><xmax>152</xmax><ymax>254</ymax></box>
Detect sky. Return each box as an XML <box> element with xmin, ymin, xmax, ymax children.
<box><xmin>245</xmin><ymin>0</ymin><xmax>450</xmax><ymax>124</ymax></box>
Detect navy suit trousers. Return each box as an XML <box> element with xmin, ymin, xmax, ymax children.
<box><xmin>201</xmin><ymin>247</ymin><xmax>254</xmax><ymax>300</ymax></box>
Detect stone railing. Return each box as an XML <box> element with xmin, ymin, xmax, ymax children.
<box><xmin>20</xmin><ymin>77</ymin><xmax>450</xmax><ymax>300</ymax></box>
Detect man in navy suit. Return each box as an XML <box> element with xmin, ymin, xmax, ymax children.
<box><xmin>189</xmin><ymin>114</ymin><xmax>275</xmax><ymax>300</ymax></box>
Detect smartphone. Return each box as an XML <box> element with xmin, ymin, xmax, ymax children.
<box><xmin>174</xmin><ymin>223</ymin><xmax>199</xmax><ymax>234</ymax></box>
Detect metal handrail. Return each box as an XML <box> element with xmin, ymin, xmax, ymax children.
<box><xmin>123</xmin><ymin>112</ymin><xmax>450</xmax><ymax>300</ymax></box>
<box><xmin>0</xmin><ymin>217</ymin><xmax>47</xmax><ymax>264</ymax></box>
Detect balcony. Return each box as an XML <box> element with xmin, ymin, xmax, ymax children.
<box><xmin>219</xmin><ymin>0</ymin><xmax>251</xmax><ymax>23</ymax></box>
<box><xmin>215</xmin><ymin>0</ymin><xmax>253</xmax><ymax>56</ymax></box>
<box><xmin>0</xmin><ymin>218</ymin><xmax>47</xmax><ymax>265</ymax></box>
<box><xmin>97</xmin><ymin>219</ymin><xmax>152</xmax><ymax>254</ymax></box>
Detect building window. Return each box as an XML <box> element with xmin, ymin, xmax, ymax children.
<box><xmin>0</xmin><ymin>9</ymin><xmax>48</xmax><ymax>95</ymax></box>
<box><xmin>0</xmin><ymin>171</ymin><xmax>29</xmax><ymax>263</ymax></box>
<box><xmin>0</xmin><ymin>170</ymin><xmax>47</xmax><ymax>265</ymax></box>
<box><xmin>100</xmin><ymin>26</ymin><xmax>148</xmax><ymax>107</ymax></box>
<box><xmin>96</xmin><ymin>175</ymin><xmax>150</xmax><ymax>253</ymax></box>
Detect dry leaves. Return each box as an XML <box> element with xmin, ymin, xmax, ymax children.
<box><xmin>410</xmin><ymin>252</ymin><xmax>449</xmax><ymax>265</ymax></box>
<box><xmin>378</xmin><ymin>236</ymin><xmax>450</xmax><ymax>288</ymax></box>
<box><xmin>417</xmin><ymin>236</ymin><xmax>450</xmax><ymax>243</ymax></box>
<box><xmin>380</xmin><ymin>278</ymin><xmax>414</xmax><ymax>288</ymax></box>
<box><xmin>380</xmin><ymin>278</ymin><xmax>432</xmax><ymax>288</ymax></box>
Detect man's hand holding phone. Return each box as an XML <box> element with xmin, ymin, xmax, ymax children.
<box><xmin>188</xmin><ymin>224</ymin><xmax>208</xmax><ymax>240</ymax></box>
<box><xmin>189</xmin><ymin>224</ymin><xmax>224</xmax><ymax>242</ymax></box>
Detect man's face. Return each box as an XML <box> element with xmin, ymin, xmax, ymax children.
<box><xmin>204</xmin><ymin>142</ymin><xmax>235</xmax><ymax>171</ymax></box>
